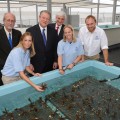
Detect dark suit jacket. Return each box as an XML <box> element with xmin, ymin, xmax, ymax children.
<box><xmin>26</xmin><ymin>24</ymin><xmax>59</xmax><ymax>73</ymax></box>
<box><xmin>49</xmin><ymin>23</ymin><xmax>65</xmax><ymax>41</ymax></box>
<box><xmin>0</xmin><ymin>27</ymin><xmax>22</xmax><ymax>85</ymax></box>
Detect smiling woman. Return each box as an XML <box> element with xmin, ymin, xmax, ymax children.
<box><xmin>57</xmin><ymin>25</ymin><xmax>84</xmax><ymax>75</ymax></box>
<box><xmin>1</xmin><ymin>32</ymin><xmax>44</xmax><ymax>92</ymax></box>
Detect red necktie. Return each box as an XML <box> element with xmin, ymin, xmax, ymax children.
<box><xmin>56</xmin><ymin>26</ymin><xmax>59</xmax><ymax>33</ymax></box>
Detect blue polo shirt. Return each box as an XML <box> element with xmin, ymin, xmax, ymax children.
<box><xmin>57</xmin><ymin>39</ymin><xmax>84</xmax><ymax>66</ymax></box>
<box><xmin>1</xmin><ymin>47</ymin><xmax>30</xmax><ymax>77</ymax></box>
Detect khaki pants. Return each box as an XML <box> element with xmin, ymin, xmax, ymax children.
<box><xmin>2</xmin><ymin>76</ymin><xmax>21</xmax><ymax>85</ymax></box>
<box><xmin>84</xmin><ymin>54</ymin><xmax>100</xmax><ymax>60</ymax></box>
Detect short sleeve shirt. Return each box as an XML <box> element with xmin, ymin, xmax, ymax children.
<box><xmin>57</xmin><ymin>39</ymin><xmax>84</xmax><ymax>66</ymax></box>
<box><xmin>1</xmin><ymin>47</ymin><xmax>30</xmax><ymax>76</ymax></box>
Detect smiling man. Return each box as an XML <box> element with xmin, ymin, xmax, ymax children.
<box><xmin>49</xmin><ymin>11</ymin><xmax>66</xmax><ymax>41</ymax></box>
<box><xmin>78</xmin><ymin>15</ymin><xmax>113</xmax><ymax>66</ymax></box>
<box><xmin>26</xmin><ymin>10</ymin><xmax>59</xmax><ymax>73</ymax></box>
<box><xmin>0</xmin><ymin>12</ymin><xmax>22</xmax><ymax>85</ymax></box>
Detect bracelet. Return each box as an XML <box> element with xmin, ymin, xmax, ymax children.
<box><xmin>59</xmin><ymin>69</ymin><xmax>63</xmax><ymax>71</ymax></box>
<box><xmin>72</xmin><ymin>62</ymin><xmax>76</xmax><ymax>66</ymax></box>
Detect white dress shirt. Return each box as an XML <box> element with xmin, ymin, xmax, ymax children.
<box><xmin>39</xmin><ymin>25</ymin><xmax>47</xmax><ymax>40</ymax></box>
<box><xmin>4</xmin><ymin>26</ymin><xmax>12</xmax><ymax>39</ymax></box>
<box><xmin>78</xmin><ymin>26</ymin><xmax>108</xmax><ymax>56</ymax></box>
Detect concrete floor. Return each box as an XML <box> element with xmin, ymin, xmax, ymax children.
<box><xmin>100</xmin><ymin>44</ymin><xmax>120</xmax><ymax>67</ymax></box>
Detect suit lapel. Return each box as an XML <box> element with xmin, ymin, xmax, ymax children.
<box><xmin>59</xmin><ymin>24</ymin><xmax>64</xmax><ymax>37</ymax></box>
<box><xmin>46</xmin><ymin>26</ymin><xmax>51</xmax><ymax>48</ymax></box>
<box><xmin>12</xmin><ymin>29</ymin><xmax>17</xmax><ymax>47</ymax></box>
<box><xmin>1</xmin><ymin>28</ymin><xmax>11</xmax><ymax>50</ymax></box>
<box><xmin>53</xmin><ymin>23</ymin><xmax>56</xmax><ymax>29</ymax></box>
<box><xmin>36</xmin><ymin>25</ymin><xmax>46</xmax><ymax>48</ymax></box>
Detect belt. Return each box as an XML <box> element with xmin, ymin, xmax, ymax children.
<box><xmin>84</xmin><ymin>54</ymin><xmax>100</xmax><ymax>60</ymax></box>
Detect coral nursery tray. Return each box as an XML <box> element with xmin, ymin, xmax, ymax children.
<box><xmin>0</xmin><ymin>97</ymin><xmax>61</xmax><ymax>120</ymax></box>
<box><xmin>0</xmin><ymin>60</ymin><xmax>120</xmax><ymax>119</ymax></box>
<box><xmin>46</xmin><ymin>76</ymin><xmax>120</xmax><ymax>120</ymax></box>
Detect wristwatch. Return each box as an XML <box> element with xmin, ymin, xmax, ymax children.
<box><xmin>72</xmin><ymin>62</ymin><xmax>76</xmax><ymax>66</ymax></box>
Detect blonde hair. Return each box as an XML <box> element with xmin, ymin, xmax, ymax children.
<box><xmin>63</xmin><ymin>25</ymin><xmax>76</xmax><ymax>42</ymax></box>
<box><xmin>16</xmin><ymin>32</ymin><xmax>35</xmax><ymax>57</ymax></box>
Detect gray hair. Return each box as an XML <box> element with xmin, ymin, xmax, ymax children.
<box><xmin>3</xmin><ymin>12</ymin><xmax>16</xmax><ymax>22</ymax></box>
<box><xmin>56</xmin><ymin>11</ymin><xmax>66</xmax><ymax>19</ymax></box>
<box><xmin>39</xmin><ymin>10</ymin><xmax>51</xmax><ymax>19</ymax></box>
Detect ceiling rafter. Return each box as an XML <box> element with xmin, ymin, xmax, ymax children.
<box><xmin>0</xmin><ymin>0</ymin><xmax>114</xmax><ymax>8</ymax></box>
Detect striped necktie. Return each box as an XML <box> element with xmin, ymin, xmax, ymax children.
<box><xmin>8</xmin><ymin>33</ymin><xmax>12</xmax><ymax>48</ymax></box>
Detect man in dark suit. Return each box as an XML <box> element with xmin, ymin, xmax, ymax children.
<box><xmin>49</xmin><ymin>11</ymin><xmax>66</xmax><ymax>41</ymax></box>
<box><xmin>0</xmin><ymin>12</ymin><xmax>22</xmax><ymax>86</ymax></box>
<box><xmin>0</xmin><ymin>23</ymin><xmax>3</xmax><ymax>29</ymax></box>
<box><xmin>26</xmin><ymin>10</ymin><xmax>59</xmax><ymax>73</ymax></box>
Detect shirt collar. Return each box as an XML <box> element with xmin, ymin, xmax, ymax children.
<box><xmin>39</xmin><ymin>24</ymin><xmax>47</xmax><ymax>31</ymax></box>
<box><xmin>55</xmin><ymin>23</ymin><xmax>62</xmax><ymax>29</ymax></box>
<box><xmin>66</xmin><ymin>40</ymin><xmax>73</xmax><ymax>44</ymax></box>
<box><xmin>4</xmin><ymin>26</ymin><xmax>12</xmax><ymax>37</ymax></box>
<box><xmin>20</xmin><ymin>47</ymin><xmax>29</xmax><ymax>54</ymax></box>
